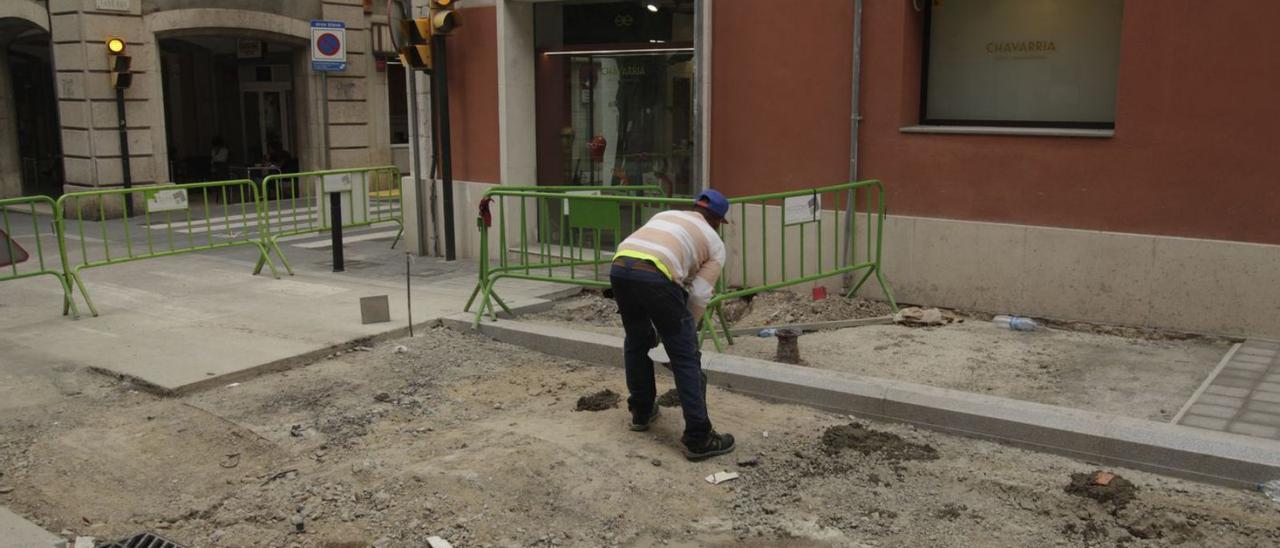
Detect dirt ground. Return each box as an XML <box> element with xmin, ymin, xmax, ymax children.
<box><xmin>526</xmin><ymin>292</ymin><xmax>1231</xmax><ymax>421</ymax></box>
<box><xmin>2</xmin><ymin>327</ymin><xmax>1277</xmax><ymax>548</ymax></box>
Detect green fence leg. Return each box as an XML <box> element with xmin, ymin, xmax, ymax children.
<box><xmin>269</xmin><ymin>238</ymin><xmax>295</xmax><ymax>276</ymax></box>
<box><xmin>254</xmin><ymin>243</ymin><xmax>281</xmax><ymax>279</ymax></box>
<box><xmin>489</xmin><ymin>289</ymin><xmax>513</xmax><ymax>318</ymax></box>
<box><xmin>69</xmin><ymin>270</ymin><xmax>98</xmax><ymax>318</ymax></box>
<box><xmin>874</xmin><ymin>266</ymin><xmax>900</xmax><ymax>312</ymax></box>
<box><xmin>716</xmin><ymin>302</ymin><xmax>734</xmax><ymax>346</ymax></box>
<box><xmin>846</xmin><ymin>268</ymin><xmax>874</xmax><ymax>299</ymax></box>
<box><xmin>59</xmin><ymin>273</ymin><xmax>80</xmax><ymax>320</ymax></box>
<box><xmin>473</xmin><ymin>280</ymin><xmax>495</xmax><ymax>328</ymax></box>
<box><xmin>463</xmin><ymin>281</ymin><xmax>483</xmax><ymax>312</ymax></box>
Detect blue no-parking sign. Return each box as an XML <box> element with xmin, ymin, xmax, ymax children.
<box><xmin>311</xmin><ymin>20</ymin><xmax>347</xmax><ymax>72</ymax></box>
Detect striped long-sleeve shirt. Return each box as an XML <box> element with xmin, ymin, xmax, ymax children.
<box><xmin>614</xmin><ymin>210</ymin><xmax>726</xmax><ymax>320</ymax></box>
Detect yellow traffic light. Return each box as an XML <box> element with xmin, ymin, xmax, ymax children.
<box><xmin>400</xmin><ymin>44</ymin><xmax>432</xmax><ymax>70</ymax></box>
<box><xmin>399</xmin><ymin>18</ymin><xmax>433</xmax><ymax>71</ymax></box>
<box><xmin>429</xmin><ymin>0</ymin><xmax>460</xmax><ymax>35</ymax></box>
<box><xmin>106</xmin><ymin>37</ymin><xmax>132</xmax><ymax>89</ymax></box>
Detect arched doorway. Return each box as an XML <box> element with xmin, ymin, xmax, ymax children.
<box><xmin>0</xmin><ymin>17</ymin><xmax>61</xmax><ymax>198</ymax></box>
<box><xmin>158</xmin><ymin>34</ymin><xmax>306</xmax><ymax>183</ymax></box>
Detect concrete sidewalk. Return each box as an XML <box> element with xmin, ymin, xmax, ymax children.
<box><xmin>0</xmin><ymin>237</ymin><xmax>567</xmax><ymax>394</ymax></box>
<box><xmin>0</xmin><ymin>506</ymin><xmax>61</xmax><ymax>548</ymax></box>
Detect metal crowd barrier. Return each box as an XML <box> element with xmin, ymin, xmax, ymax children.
<box><xmin>465</xmin><ymin>180</ymin><xmax>898</xmax><ymax>351</ymax></box>
<box><xmin>57</xmin><ymin>179</ymin><xmax>279</xmax><ymax>317</ymax></box>
<box><xmin>255</xmin><ymin>166</ymin><xmax>402</xmax><ymax>276</ymax></box>
<box><xmin>0</xmin><ymin>195</ymin><xmax>79</xmax><ymax>318</ymax></box>
<box><xmin>463</xmin><ymin>185</ymin><xmax>670</xmax><ymax>324</ymax></box>
<box><xmin>700</xmin><ymin>180</ymin><xmax>898</xmax><ymax>351</ymax></box>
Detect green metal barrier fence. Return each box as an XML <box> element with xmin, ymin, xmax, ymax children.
<box><xmin>463</xmin><ymin>185</ymin><xmax>670</xmax><ymax>324</ymax></box>
<box><xmin>698</xmin><ymin>180</ymin><xmax>898</xmax><ymax>351</ymax></box>
<box><xmin>466</xmin><ymin>180</ymin><xmax>898</xmax><ymax>351</ymax></box>
<box><xmin>255</xmin><ymin>166</ymin><xmax>402</xmax><ymax>276</ymax></box>
<box><xmin>58</xmin><ymin>179</ymin><xmax>279</xmax><ymax>317</ymax></box>
<box><xmin>0</xmin><ymin>195</ymin><xmax>79</xmax><ymax>318</ymax></box>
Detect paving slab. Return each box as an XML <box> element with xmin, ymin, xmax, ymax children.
<box><xmin>0</xmin><ymin>506</ymin><xmax>62</xmax><ymax>548</ymax></box>
<box><xmin>1176</xmin><ymin>339</ymin><xmax>1280</xmax><ymax>442</ymax></box>
<box><xmin>0</xmin><ymin>236</ymin><xmax>568</xmax><ymax>395</ymax></box>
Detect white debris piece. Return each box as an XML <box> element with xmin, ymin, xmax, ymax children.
<box><xmin>705</xmin><ymin>471</ymin><xmax>740</xmax><ymax>485</ymax></box>
<box><xmin>394</xmin><ymin>345</ymin><xmax>409</xmax><ymax>354</ymax></box>
<box><xmin>426</xmin><ymin>536</ymin><xmax>454</xmax><ymax>548</ymax></box>
<box><xmin>73</xmin><ymin>537</ymin><xmax>96</xmax><ymax>548</ymax></box>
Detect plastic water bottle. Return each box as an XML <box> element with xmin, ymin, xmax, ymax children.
<box><xmin>992</xmin><ymin>315</ymin><xmax>1038</xmax><ymax>332</ymax></box>
<box><xmin>1259</xmin><ymin>480</ymin><xmax>1280</xmax><ymax>503</ymax></box>
<box><xmin>757</xmin><ymin>328</ymin><xmax>777</xmax><ymax>338</ymax></box>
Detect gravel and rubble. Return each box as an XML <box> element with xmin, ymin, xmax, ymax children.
<box><xmin>0</xmin><ymin>326</ymin><xmax>1276</xmax><ymax>547</ymax></box>
<box><xmin>527</xmin><ymin>291</ymin><xmax>1230</xmax><ymax>421</ymax></box>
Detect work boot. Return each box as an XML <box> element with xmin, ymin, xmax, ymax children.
<box><xmin>629</xmin><ymin>406</ymin><xmax>660</xmax><ymax>432</ymax></box>
<box><xmin>684</xmin><ymin>430</ymin><xmax>735</xmax><ymax>461</ymax></box>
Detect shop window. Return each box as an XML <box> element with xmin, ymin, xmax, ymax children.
<box><xmin>534</xmin><ymin>0</ymin><xmax>696</xmax><ymax>197</ymax></box>
<box><xmin>921</xmin><ymin>0</ymin><xmax>1124</xmax><ymax>128</ymax></box>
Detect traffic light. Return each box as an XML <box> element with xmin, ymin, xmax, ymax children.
<box><xmin>398</xmin><ymin>18</ymin><xmax>432</xmax><ymax>70</ymax></box>
<box><xmin>106</xmin><ymin>37</ymin><xmax>132</xmax><ymax>89</ymax></box>
<box><xmin>429</xmin><ymin>0</ymin><xmax>460</xmax><ymax>35</ymax></box>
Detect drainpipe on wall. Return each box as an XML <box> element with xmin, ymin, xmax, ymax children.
<box><xmin>692</xmin><ymin>0</ymin><xmax>711</xmax><ymax>192</ymax></box>
<box><xmin>841</xmin><ymin>0</ymin><xmax>863</xmax><ymax>288</ymax></box>
<box><xmin>45</xmin><ymin>1</ymin><xmax>64</xmax><ymax>195</ymax></box>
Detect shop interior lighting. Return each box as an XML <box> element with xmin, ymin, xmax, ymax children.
<box><xmin>545</xmin><ymin>47</ymin><xmax>696</xmax><ymax>57</ymax></box>
<box><xmin>646</xmin><ymin>3</ymin><xmax>659</xmax><ymax>12</ymax></box>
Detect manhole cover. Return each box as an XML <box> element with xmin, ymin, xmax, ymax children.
<box><xmin>98</xmin><ymin>532</ymin><xmax>187</xmax><ymax>548</ymax></box>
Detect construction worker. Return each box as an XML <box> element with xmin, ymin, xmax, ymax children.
<box><xmin>610</xmin><ymin>189</ymin><xmax>734</xmax><ymax>461</ymax></box>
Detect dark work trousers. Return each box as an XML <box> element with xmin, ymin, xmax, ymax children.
<box><xmin>609</xmin><ymin>258</ymin><xmax>712</xmax><ymax>445</ymax></box>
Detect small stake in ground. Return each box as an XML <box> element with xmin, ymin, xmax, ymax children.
<box><xmin>775</xmin><ymin>328</ymin><xmax>802</xmax><ymax>364</ymax></box>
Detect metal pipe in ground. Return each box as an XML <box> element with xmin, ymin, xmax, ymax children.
<box><xmin>774</xmin><ymin>328</ymin><xmax>802</xmax><ymax>365</ymax></box>
<box><xmin>330</xmin><ymin>191</ymin><xmax>344</xmax><ymax>272</ymax></box>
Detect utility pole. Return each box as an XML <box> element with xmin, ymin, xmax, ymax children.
<box><xmin>431</xmin><ymin>31</ymin><xmax>456</xmax><ymax>260</ymax></box>
<box><xmin>106</xmin><ymin>38</ymin><xmax>134</xmax><ymax>216</ymax></box>
<box><xmin>392</xmin><ymin>0</ymin><xmax>459</xmax><ymax>259</ymax></box>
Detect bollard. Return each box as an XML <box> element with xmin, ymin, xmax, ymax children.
<box><xmin>329</xmin><ymin>191</ymin><xmax>344</xmax><ymax>272</ymax></box>
<box><xmin>774</xmin><ymin>328</ymin><xmax>802</xmax><ymax>365</ymax></box>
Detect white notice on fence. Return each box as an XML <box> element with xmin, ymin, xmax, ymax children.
<box><xmin>783</xmin><ymin>194</ymin><xmax>820</xmax><ymax>225</ymax></box>
<box><xmin>323</xmin><ymin>173</ymin><xmax>354</xmax><ymax>193</ymax></box>
<box><xmin>562</xmin><ymin>190</ymin><xmax>600</xmax><ymax>214</ymax></box>
<box><xmin>146</xmin><ymin>189</ymin><xmax>188</xmax><ymax>213</ymax></box>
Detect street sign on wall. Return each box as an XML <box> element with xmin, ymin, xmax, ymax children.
<box><xmin>311</xmin><ymin>20</ymin><xmax>348</xmax><ymax>72</ymax></box>
<box><xmin>96</xmin><ymin>0</ymin><xmax>131</xmax><ymax>12</ymax></box>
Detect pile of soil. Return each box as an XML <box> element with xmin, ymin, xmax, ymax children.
<box><xmin>656</xmin><ymin>388</ymin><xmax>681</xmax><ymax>407</ymax></box>
<box><xmin>820</xmin><ymin>422</ymin><xmax>940</xmax><ymax>462</ymax></box>
<box><xmin>1065</xmin><ymin>471</ymin><xmax>1139</xmax><ymax>510</ymax></box>
<box><xmin>529</xmin><ymin>290</ymin><xmax>897</xmax><ymax>333</ymax></box>
<box><xmin>530</xmin><ymin>292</ymin><xmax>621</xmax><ymax>328</ymax></box>
<box><xmin>575</xmin><ymin>389</ymin><xmax>620</xmax><ymax>411</ymax></box>
<box><xmin>736</xmin><ymin>291</ymin><xmax>894</xmax><ymax>327</ymax></box>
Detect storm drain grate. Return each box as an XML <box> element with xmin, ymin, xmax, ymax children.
<box><xmin>97</xmin><ymin>532</ymin><xmax>187</xmax><ymax>548</ymax></box>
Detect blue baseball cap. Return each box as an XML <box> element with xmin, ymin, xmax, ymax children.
<box><xmin>694</xmin><ymin>189</ymin><xmax>730</xmax><ymax>223</ymax></box>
